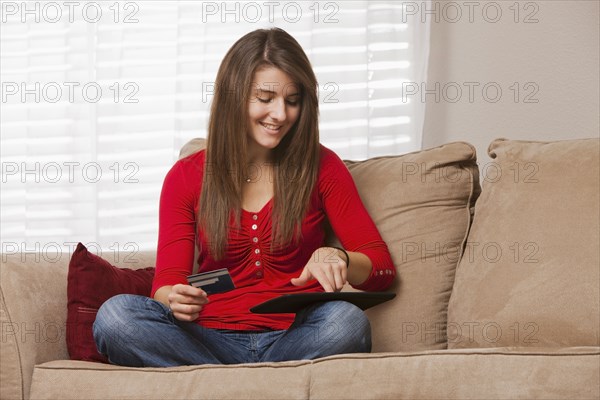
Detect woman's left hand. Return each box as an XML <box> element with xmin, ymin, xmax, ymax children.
<box><xmin>291</xmin><ymin>247</ymin><xmax>348</xmax><ymax>292</ymax></box>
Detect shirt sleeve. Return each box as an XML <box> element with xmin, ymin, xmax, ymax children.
<box><xmin>151</xmin><ymin>159</ymin><xmax>197</xmax><ymax>298</ymax></box>
<box><xmin>319</xmin><ymin>146</ymin><xmax>396</xmax><ymax>291</ymax></box>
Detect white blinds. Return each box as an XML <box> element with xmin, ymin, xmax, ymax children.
<box><xmin>0</xmin><ymin>1</ymin><xmax>430</xmax><ymax>253</ymax></box>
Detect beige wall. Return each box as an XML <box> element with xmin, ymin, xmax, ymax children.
<box><xmin>422</xmin><ymin>0</ymin><xmax>599</xmax><ymax>162</ymax></box>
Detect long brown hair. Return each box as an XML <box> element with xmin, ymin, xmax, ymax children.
<box><xmin>198</xmin><ymin>28</ymin><xmax>320</xmax><ymax>260</ymax></box>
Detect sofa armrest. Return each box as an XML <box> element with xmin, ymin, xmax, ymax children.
<box><xmin>1</xmin><ymin>248</ymin><xmax>159</xmax><ymax>400</ymax></box>
<box><xmin>1</xmin><ymin>254</ymin><xmax>70</xmax><ymax>400</ymax></box>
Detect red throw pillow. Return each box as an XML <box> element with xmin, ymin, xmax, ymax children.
<box><xmin>66</xmin><ymin>242</ymin><xmax>155</xmax><ymax>363</ymax></box>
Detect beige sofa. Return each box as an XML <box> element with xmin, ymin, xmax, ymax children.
<box><xmin>2</xmin><ymin>138</ymin><xmax>599</xmax><ymax>400</ymax></box>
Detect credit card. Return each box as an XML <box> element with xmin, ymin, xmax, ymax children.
<box><xmin>186</xmin><ymin>268</ymin><xmax>235</xmax><ymax>294</ymax></box>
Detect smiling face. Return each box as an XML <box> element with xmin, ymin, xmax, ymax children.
<box><xmin>247</xmin><ymin>66</ymin><xmax>301</xmax><ymax>163</ymax></box>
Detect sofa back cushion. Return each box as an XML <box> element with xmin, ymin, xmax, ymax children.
<box><xmin>343</xmin><ymin>142</ymin><xmax>480</xmax><ymax>352</ymax></box>
<box><xmin>447</xmin><ymin>138</ymin><xmax>600</xmax><ymax>348</ymax></box>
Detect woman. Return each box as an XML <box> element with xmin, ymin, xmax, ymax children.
<box><xmin>94</xmin><ymin>27</ymin><xmax>395</xmax><ymax>367</ymax></box>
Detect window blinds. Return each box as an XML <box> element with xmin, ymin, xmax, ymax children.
<box><xmin>0</xmin><ymin>1</ymin><xmax>430</xmax><ymax>254</ymax></box>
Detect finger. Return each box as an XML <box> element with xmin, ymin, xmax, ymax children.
<box><xmin>341</xmin><ymin>263</ymin><xmax>348</xmax><ymax>286</ymax></box>
<box><xmin>312</xmin><ymin>268</ymin><xmax>334</xmax><ymax>293</ymax></box>
<box><xmin>168</xmin><ymin>288</ymin><xmax>208</xmax><ymax>306</ymax></box>
<box><xmin>333</xmin><ymin>266</ymin><xmax>346</xmax><ymax>291</ymax></box>
<box><xmin>291</xmin><ymin>268</ymin><xmax>311</xmax><ymax>286</ymax></box>
<box><xmin>170</xmin><ymin>302</ymin><xmax>203</xmax><ymax>315</ymax></box>
<box><xmin>174</xmin><ymin>284</ymin><xmax>207</xmax><ymax>298</ymax></box>
<box><xmin>173</xmin><ymin>285</ymin><xmax>209</xmax><ymax>305</ymax></box>
<box><xmin>322</xmin><ymin>266</ymin><xmax>337</xmax><ymax>291</ymax></box>
<box><xmin>173</xmin><ymin>311</ymin><xmax>199</xmax><ymax>322</ymax></box>
<box><xmin>168</xmin><ymin>291</ymin><xmax>208</xmax><ymax>317</ymax></box>
<box><xmin>172</xmin><ymin>309</ymin><xmax>202</xmax><ymax>323</ymax></box>
<box><xmin>172</xmin><ymin>292</ymin><xmax>209</xmax><ymax>305</ymax></box>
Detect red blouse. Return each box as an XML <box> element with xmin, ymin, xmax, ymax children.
<box><xmin>151</xmin><ymin>144</ymin><xmax>396</xmax><ymax>331</ymax></box>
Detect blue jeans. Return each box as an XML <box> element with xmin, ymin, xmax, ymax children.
<box><xmin>93</xmin><ymin>294</ymin><xmax>371</xmax><ymax>367</ymax></box>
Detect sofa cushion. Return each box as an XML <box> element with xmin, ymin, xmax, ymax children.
<box><xmin>30</xmin><ymin>359</ymin><xmax>313</xmax><ymax>400</ymax></box>
<box><xmin>343</xmin><ymin>142</ymin><xmax>480</xmax><ymax>352</ymax></box>
<box><xmin>67</xmin><ymin>243</ymin><xmax>155</xmax><ymax>362</ymax></box>
<box><xmin>308</xmin><ymin>347</ymin><xmax>600</xmax><ymax>400</ymax></box>
<box><xmin>448</xmin><ymin>138</ymin><xmax>600</xmax><ymax>348</ymax></box>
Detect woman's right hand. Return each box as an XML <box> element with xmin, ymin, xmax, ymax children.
<box><xmin>167</xmin><ymin>284</ymin><xmax>209</xmax><ymax>322</ymax></box>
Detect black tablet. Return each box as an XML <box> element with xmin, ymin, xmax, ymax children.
<box><xmin>250</xmin><ymin>292</ymin><xmax>396</xmax><ymax>314</ymax></box>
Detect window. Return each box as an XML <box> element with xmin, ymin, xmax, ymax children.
<box><xmin>0</xmin><ymin>1</ymin><xmax>430</xmax><ymax>253</ymax></box>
